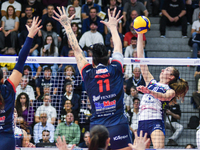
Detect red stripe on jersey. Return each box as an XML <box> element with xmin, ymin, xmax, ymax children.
<box><xmin>111</xmin><ymin>60</ymin><xmax>124</xmax><ymax>73</ymax></box>
<box><xmin>7</xmin><ymin>78</ymin><xmax>16</xmax><ymax>93</ymax></box>
<box><xmin>81</xmin><ymin>63</ymin><xmax>91</xmax><ymax>80</ymax></box>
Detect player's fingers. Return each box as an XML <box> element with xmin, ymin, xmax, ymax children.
<box><xmin>108</xmin><ymin>9</ymin><xmax>111</xmax><ymax>20</ymax></box>
<box><xmin>112</xmin><ymin>7</ymin><xmax>117</xmax><ymax>17</ymax></box>
<box><xmin>57</xmin><ymin>6</ymin><xmax>63</xmax><ymax>15</ymax></box>
<box><xmin>62</xmin><ymin>6</ymin><xmax>66</xmax><ymax>14</ymax></box>
<box><xmin>53</xmin><ymin>10</ymin><xmax>60</xmax><ymax>18</ymax></box>
<box><xmin>115</xmin><ymin>10</ymin><xmax>121</xmax><ymax>19</ymax></box>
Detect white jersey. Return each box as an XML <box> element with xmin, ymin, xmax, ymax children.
<box><xmin>139</xmin><ymin>79</ymin><xmax>171</xmax><ymax>121</ymax></box>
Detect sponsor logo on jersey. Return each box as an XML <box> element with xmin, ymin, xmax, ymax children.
<box><xmin>113</xmin><ymin>135</ymin><xmax>128</xmax><ymax>141</ymax></box>
<box><xmin>95</xmin><ymin>100</ymin><xmax>116</xmax><ymax>112</ymax></box>
<box><xmin>0</xmin><ymin>116</ymin><xmax>5</xmax><ymax>122</ymax></box>
<box><xmin>103</xmin><ymin>100</ymin><xmax>116</xmax><ymax>107</ymax></box>
<box><xmin>93</xmin><ymin>95</ymin><xmax>101</xmax><ymax>102</ymax></box>
<box><xmin>93</xmin><ymin>94</ymin><xmax>116</xmax><ymax>102</ymax></box>
<box><xmin>96</xmin><ymin>68</ymin><xmax>108</xmax><ymax>74</ymax></box>
<box><xmin>131</xmin><ymin>59</ymin><xmax>140</xmax><ymax>63</ymax></box>
<box><xmin>0</xmin><ymin>110</ymin><xmax>5</xmax><ymax>113</ymax></box>
<box><xmin>95</xmin><ymin>73</ymin><xmax>110</xmax><ymax>78</ymax></box>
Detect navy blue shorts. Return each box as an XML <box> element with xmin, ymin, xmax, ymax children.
<box><xmin>137</xmin><ymin>120</ymin><xmax>165</xmax><ymax>138</ymax></box>
<box><xmin>107</xmin><ymin>123</ymin><xmax>133</xmax><ymax>149</ymax></box>
<box><xmin>0</xmin><ymin>132</ymin><xmax>15</xmax><ymax>150</ymax></box>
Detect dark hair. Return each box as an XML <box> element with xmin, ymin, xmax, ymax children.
<box><xmin>131</xmin><ymin>36</ymin><xmax>137</xmax><ymax>40</ymax></box>
<box><xmin>6</xmin><ymin>5</ymin><xmax>16</xmax><ymax>20</ymax></box>
<box><xmin>169</xmin><ymin>67</ymin><xmax>189</xmax><ymax>99</ymax></box>
<box><xmin>92</xmin><ymin>43</ymin><xmax>109</xmax><ymax>66</ymax></box>
<box><xmin>185</xmin><ymin>144</ymin><xmax>195</xmax><ymax>148</ymax></box>
<box><xmin>133</xmin><ymin>97</ymin><xmax>140</xmax><ymax>103</ymax></box>
<box><xmin>47</xmin><ymin>4</ymin><xmax>54</xmax><ymax>9</ymax></box>
<box><xmin>44</xmin><ymin>66</ymin><xmax>52</xmax><ymax>72</ymax></box>
<box><xmin>43</xmin><ymin>35</ymin><xmax>55</xmax><ymax>56</ymax></box>
<box><xmin>90</xmin><ymin>7</ymin><xmax>97</xmax><ymax>13</ymax></box>
<box><xmin>42</xmin><ymin>130</ymin><xmax>50</xmax><ymax>134</ymax></box>
<box><xmin>89</xmin><ymin>125</ymin><xmax>109</xmax><ymax>150</ymax></box>
<box><xmin>23</xmin><ymin>65</ymin><xmax>32</xmax><ymax>77</ymax></box>
<box><xmin>45</xmin><ymin>21</ymin><xmax>54</xmax><ymax>31</ymax></box>
<box><xmin>15</xmin><ymin>92</ymin><xmax>30</xmax><ymax>117</ymax></box>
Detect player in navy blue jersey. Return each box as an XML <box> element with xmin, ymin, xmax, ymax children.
<box><xmin>53</xmin><ymin>7</ymin><xmax>132</xmax><ymax>150</ymax></box>
<box><xmin>0</xmin><ymin>17</ymin><xmax>42</xmax><ymax>150</ymax></box>
<box><xmin>136</xmin><ymin>33</ymin><xmax>189</xmax><ymax>148</ymax></box>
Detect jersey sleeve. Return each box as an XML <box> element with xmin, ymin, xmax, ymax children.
<box><xmin>111</xmin><ymin>52</ymin><xmax>124</xmax><ymax>73</ymax></box>
<box><xmin>81</xmin><ymin>63</ymin><xmax>93</xmax><ymax>81</ymax></box>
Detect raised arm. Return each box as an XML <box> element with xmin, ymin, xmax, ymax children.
<box><xmin>9</xmin><ymin>17</ymin><xmax>42</xmax><ymax>88</ymax></box>
<box><xmin>101</xmin><ymin>8</ymin><xmax>123</xmax><ymax>54</ymax></box>
<box><xmin>137</xmin><ymin>33</ymin><xmax>153</xmax><ymax>85</ymax></box>
<box><xmin>53</xmin><ymin>7</ymin><xmax>88</xmax><ymax>73</ymax></box>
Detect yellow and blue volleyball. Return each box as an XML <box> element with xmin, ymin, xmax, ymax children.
<box><xmin>133</xmin><ymin>16</ymin><xmax>151</xmax><ymax>33</ymax></box>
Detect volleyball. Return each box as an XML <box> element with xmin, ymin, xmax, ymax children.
<box><xmin>133</xmin><ymin>16</ymin><xmax>151</xmax><ymax>34</ymax></box>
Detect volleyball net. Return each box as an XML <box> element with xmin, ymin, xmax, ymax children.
<box><xmin>2</xmin><ymin>56</ymin><xmax>199</xmax><ymax>149</ymax></box>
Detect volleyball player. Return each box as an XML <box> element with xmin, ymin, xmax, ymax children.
<box><xmin>136</xmin><ymin>33</ymin><xmax>189</xmax><ymax>148</ymax></box>
<box><xmin>53</xmin><ymin>7</ymin><xmax>132</xmax><ymax>150</ymax></box>
<box><xmin>0</xmin><ymin>17</ymin><xmax>42</xmax><ymax>150</ymax></box>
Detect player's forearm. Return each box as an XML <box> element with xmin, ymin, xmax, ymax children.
<box><xmin>110</xmin><ymin>27</ymin><xmax>122</xmax><ymax>53</ymax></box>
<box><xmin>64</xmin><ymin>25</ymin><xmax>82</xmax><ymax>52</ymax></box>
<box><xmin>137</xmin><ymin>34</ymin><xmax>144</xmax><ymax>58</ymax></box>
<box><xmin>149</xmin><ymin>90</ymin><xmax>172</xmax><ymax>101</ymax></box>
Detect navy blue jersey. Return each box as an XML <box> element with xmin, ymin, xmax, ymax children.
<box><xmin>0</xmin><ymin>79</ymin><xmax>16</xmax><ymax>133</ymax></box>
<box><xmin>81</xmin><ymin>60</ymin><xmax>128</xmax><ymax>127</ymax></box>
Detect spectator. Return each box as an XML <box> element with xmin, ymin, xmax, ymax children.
<box><xmin>78</xmin><ymin>131</ymin><xmax>90</xmax><ymax>148</ymax></box>
<box><xmin>54</xmin><ymin>112</ymin><xmax>81</xmax><ymax>145</ymax></box>
<box><xmin>185</xmin><ymin>144</ymin><xmax>196</xmax><ymax>149</ymax></box>
<box><xmin>60</xmin><ymin>40</ymin><xmax>73</xmax><ymax>57</ymax></box>
<box><xmin>193</xmin><ymin>0</ymin><xmax>200</xmax><ymax>23</ymax></box>
<box><xmin>36</xmin><ymin>130</ymin><xmax>56</xmax><ymax>147</ymax></box>
<box><xmin>166</xmin><ymin>98</ymin><xmax>183</xmax><ymax>146</ymax></box>
<box><xmin>36</xmin><ymin>84</ymin><xmax>51</xmax><ymax>102</ymax></box>
<box><xmin>2</xmin><ymin>67</ymin><xmax>9</xmax><ymax>82</ymax></box>
<box><xmin>19</xmin><ymin>6</ymin><xmax>34</xmax><ymax>32</ymax></box>
<box><xmin>14</xmin><ymin>108</ymin><xmax>35</xmax><ymax>148</ymax></box>
<box><xmin>16</xmin><ymin>75</ymin><xmax>35</xmax><ymax>103</ymax></box>
<box><xmin>128</xmin><ymin>98</ymin><xmax>140</xmax><ymax>134</ymax></box>
<box><xmin>39</xmin><ymin>21</ymin><xmax>58</xmax><ymax>47</ymax></box>
<box><xmin>124</xmin><ymin>37</ymin><xmax>137</xmax><ymax>58</ymax></box>
<box><xmin>82</xmin><ymin>7</ymin><xmax>104</xmax><ymax>35</ymax></box>
<box><xmin>106</xmin><ymin>36</ymin><xmax>114</xmax><ymax>57</ymax></box>
<box><xmin>123</xmin><ymin>0</ymin><xmax>148</xmax><ymax>28</ymax></box>
<box><xmin>79</xmin><ymin>21</ymin><xmax>104</xmax><ymax>52</ymax></box>
<box><xmin>21</xmin><ymin>0</ymin><xmax>45</xmax><ymax>18</ymax></box>
<box><xmin>125</xmin><ymin>10</ymin><xmax>138</xmax><ymax>33</ymax></box>
<box><xmin>123</xmin><ymin>82</ymin><xmax>129</xmax><ymax>105</ymax></box>
<box><xmin>192</xmin><ymin>66</ymin><xmax>200</xmax><ymax>112</ymax></box>
<box><xmin>191</xmin><ymin>12</ymin><xmax>200</xmax><ymax>58</ymax></box>
<box><xmin>104</xmin><ymin>0</ymin><xmax>122</xmax><ymax>20</ymax></box>
<box><xmin>124</xmin><ymin>50</ymin><xmax>140</xmax><ymax>79</ymax></box>
<box><xmin>15</xmin><ymin>92</ymin><xmax>34</xmax><ymax>127</ymax></box>
<box><xmin>41</xmin><ymin>5</ymin><xmax>61</xmax><ymax>38</ymax></box>
<box><xmin>126</xmin><ymin>67</ymin><xmax>146</xmax><ymax>95</ymax></box>
<box><xmin>33</xmin><ymin>112</ymin><xmax>55</xmax><ymax>144</ymax></box>
<box><xmin>1</xmin><ymin>0</ymin><xmax>21</xmax><ymax>18</ymax></box>
<box><xmin>81</xmin><ymin>0</ymin><xmax>101</xmax><ymax>19</ymax></box>
<box><xmin>40</xmin><ymin>35</ymin><xmax>59</xmax><ymax>76</ymax></box>
<box><xmin>104</xmin><ymin>8</ymin><xmax>122</xmax><ymax>35</ymax></box>
<box><xmin>160</xmin><ymin>0</ymin><xmax>187</xmax><ymax>38</ymax></box>
<box><xmin>35</xmin><ymin>94</ymin><xmax>57</xmax><ymax>124</ymax></box>
<box><xmin>19</xmin><ymin>18</ymin><xmax>41</xmax><ymax>56</ymax></box>
<box><xmin>0</xmin><ymin>5</ymin><xmax>19</xmax><ymax>51</ymax></box>
<box><xmin>36</xmin><ymin>67</ymin><xmax>58</xmax><ymax>98</ymax></box>
<box><xmin>24</xmin><ymin>64</ymin><xmax>42</xmax><ymax>79</ymax></box>
<box><xmin>126</xmin><ymin>87</ymin><xmax>142</xmax><ymax>111</ymax></box>
<box><xmin>62</xmin><ymin>65</ymin><xmax>76</xmax><ymax>88</ymax></box>
<box><xmin>66</xmin><ymin>0</ymin><xmax>81</xmax><ymax>20</ymax></box>
<box><xmin>61</xmin><ymin>82</ymin><xmax>81</xmax><ymax>113</ymax></box>
<box><xmin>59</xmin><ymin>99</ymin><xmax>79</xmax><ymax>124</ymax></box>
<box><xmin>124</xmin><ymin>22</ymin><xmax>146</xmax><ymax>48</ymax></box>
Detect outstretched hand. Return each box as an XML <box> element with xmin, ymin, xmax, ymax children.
<box><xmin>26</xmin><ymin>16</ymin><xmax>42</xmax><ymax>38</ymax></box>
<box><xmin>100</xmin><ymin>7</ymin><xmax>123</xmax><ymax>30</ymax></box>
<box><xmin>56</xmin><ymin>136</ymin><xmax>75</xmax><ymax>150</ymax></box>
<box><xmin>128</xmin><ymin>131</ymin><xmax>150</xmax><ymax>150</ymax></box>
<box><xmin>136</xmin><ymin>85</ymin><xmax>150</xmax><ymax>94</ymax></box>
<box><xmin>53</xmin><ymin>6</ymin><xmax>75</xmax><ymax>27</ymax></box>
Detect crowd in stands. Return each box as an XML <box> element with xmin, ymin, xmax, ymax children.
<box><xmin>0</xmin><ymin>0</ymin><xmax>200</xmax><ymax>148</ymax></box>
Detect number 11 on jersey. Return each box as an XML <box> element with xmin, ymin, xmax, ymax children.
<box><xmin>97</xmin><ymin>79</ymin><xmax>110</xmax><ymax>93</ymax></box>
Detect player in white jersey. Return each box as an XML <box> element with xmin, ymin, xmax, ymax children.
<box><xmin>136</xmin><ymin>33</ymin><xmax>189</xmax><ymax>148</ymax></box>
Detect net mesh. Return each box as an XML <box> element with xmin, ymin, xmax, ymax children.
<box><xmin>2</xmin><ymin>56</ymin><xmax>199</xmax><ymax>149</ymax></box>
